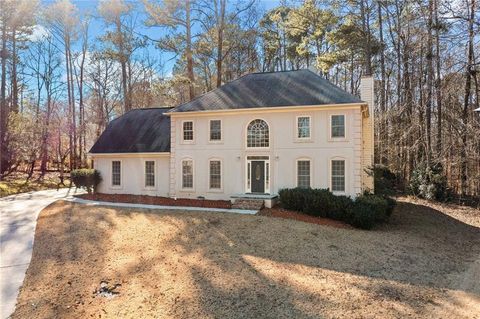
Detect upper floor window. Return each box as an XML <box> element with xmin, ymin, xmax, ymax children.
<box><xmin>297</xmin><ymin>116</ymin><xmax>311</xmax><ymax>139</ymax></box>
<box><xmin>145</xmin><ymin>161</ymin><xmax>155</xmax><ymax>187</ymax></box>
<box><xmin>183</xmin><ymin>121</ymin><xmax>194</xmax><ymax>141</ymax></box>
<box><xmin>331</xmin><ymin>115</ymin><xmax>345</xmax><ymax>138</ymax></box>
<box><xmin>247</xmin><ymin>119</ymin><xmax>269</xmax><ymax>148</ymax></box>
<box><xmin>331</xmin><ymin>159</ymin><xmax>345</xmax><ymax>192</ymax></box>
<box><xmin>111</xmin><ymin>161</ymin><xmax>121</xmax><ymax>186</ymax></box>
<box><xmin>210</xmin><ymin>120</ymin><xmax>222</xmax><ymax>141</ymax></box>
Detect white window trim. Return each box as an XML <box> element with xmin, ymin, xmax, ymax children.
<box><xmin>180</xmin><ymin>158</ymin><xmax>195</xmax><ymax>191</ymax></box>
<box><xmin>181</xmin><ymin>120</ymin><xmax>195</xmax><ymax>144</ymax></box>
<box><xmin>208</xmin><ymin>158</ymin><xmax>223</xmax><ymax>192</ymax></box>
<box><xmin>208</xmin><ymin>119</ymin><xmax>223</xmax><ymax>143</ymax></box>
<box><xmin>143</xmin><ymin>160</ymin><xmax>156</xmax><ymax>190</ymax></box>
<box><xmin>328</xmin><ymin>114</ymin><xmax>348</xmax><ymax>141</ymax></box>
<box><xmin>295</xmin><ymin>115</ymin><xmax>313</xmax><ymax>142</ymax></box>
<box><xmin>245</xmin><ymin>156</ymin><xmax>271</xmax><ymax>194</ymax></box>
<box><xmin>110</xmin><ymin>159</ymin><xmax>123</xmax><ymax>189</ymax></box>
<box><xmin>245</xmin><ymin>118</ymin><xmax>271</xmax><ymax>149</ymax></box>
<box><xmin>329</xmin><ymin>157</ymin><xmax>347</xmax><ymax>194</ymax></box>
<box><xmin>296</xmin><ymin>158</ymin><xmax>312</xmax><ymax>188</ymax></box>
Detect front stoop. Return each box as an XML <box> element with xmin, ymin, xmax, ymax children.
<box><xmin>232</xmin><ymin>199</ymin><xmax>265</xmax><ymax>210</ymax></box>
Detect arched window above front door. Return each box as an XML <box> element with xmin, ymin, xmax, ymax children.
<box><xmin>247</xmin><ymin>119</ymin><xmax>269</xmax><ymax>148</ymax></box>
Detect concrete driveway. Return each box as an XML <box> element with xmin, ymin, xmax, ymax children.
<box><xmin>0</xmin><ymin>188</ymin><xmax>81</xmax><ymax>319</ymax></box>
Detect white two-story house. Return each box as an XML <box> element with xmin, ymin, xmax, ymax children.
<box><xmin>89</xmin><ymin>69</ymin><xmax>374</xmax><ymax>207</ymax></box>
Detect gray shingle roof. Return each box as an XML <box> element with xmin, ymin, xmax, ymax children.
<box><xmin>169</xmin><ymin>69</ymin><xmax>362</xmax><ymax>113</ymax></box>
<box><xmin>89</xmin><ymin>107</ymin><xmax>171</xmax><ymax>153</ymax></box>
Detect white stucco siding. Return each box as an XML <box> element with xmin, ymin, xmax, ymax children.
<box><xmin>92</xmin><ymin>154</ymin><xmax>170</xmax><ymax>197</ymax></box>
<box><xmin>171</xmin><ymin>105</ymin><xmax>363</xmax><ymax>200</ymax></box>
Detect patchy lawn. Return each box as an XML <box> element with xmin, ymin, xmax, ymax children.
<box><xmin>0</xmin><ymin>171</ymin><xmax>69</xmax><ymax>197</ymax></box>
<box><xmin>13</xmin><ymin>197</ymin><xmax>480</xmax><ymax>318</ymax></box>
<box><xmin>259</xmin><ymin>206</ymin><xmax>352</xmax><ymax>229</ymax></box>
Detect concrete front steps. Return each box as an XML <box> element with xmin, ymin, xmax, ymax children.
<box><xmin>230</xmin><ymin>194</ymin><xmax>279</xmax><ymax>210</ymax></box>
<box><xmin>232</xmin><ymin>198</ymin><xmax>265</xmax><ymax>210</ymax></box>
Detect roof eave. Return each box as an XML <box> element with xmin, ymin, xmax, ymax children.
<box><xmin>165</xmin><ymin>102</ymin><xmax>366</xmax><ymax>117</ymax></box>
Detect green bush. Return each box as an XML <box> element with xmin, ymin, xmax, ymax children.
<box><xmin>372</xmin><ymin>165</ymin><xmax>398</xmax><ymax>195</ymax></box>
<box><xmin>384</xmin><ymin>196</ymin><xmax>397</xmax><ymax>217</ymax></box>
<box><xmin>409</xmin><ymin>162</ymin><xmax>448</xmax><ymax>200</ymax></box>
<box><xmin>278</xmin><ymin>188</ymin><xmax>395</xmax><ymax>230</ymax></box>
<box><xmin>278</xmin><ymin>188</ymin><xmax>312</xmax><ymax>211</ymax></box>
<box><xmin>71</xmin><ymin>169</ymin><xmax>102</xmax><ymax>194</ymax></box>
<box><xmin>353</xmin><ymin>194</ymin><xmax>389</xmax><ymax>223</ymax></box>
<box><xmin>304</xmin><ymin>189</ymin><xmax>338</xmax><ymax>217</ymax></box>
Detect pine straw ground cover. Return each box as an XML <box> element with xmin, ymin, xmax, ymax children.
<box><xmin>77</xmin><ymin>193</ymin><xmax>232</xmax><ymax>209</ymax></box>
<box><xmin>13</xmin><ymin>198</ymin><xmax>480</xmax><ymax>319</ymax></box>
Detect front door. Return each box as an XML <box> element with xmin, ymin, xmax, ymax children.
<box><xmin>251</xmin><ymin>160</ymin><xmax>265</xmax><ymax>193</ymax></box>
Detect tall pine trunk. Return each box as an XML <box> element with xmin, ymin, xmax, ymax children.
<box><xmin>186</xmin><ymin>0</ymin><xmax>195</xmax><ymax>100</ymax></box>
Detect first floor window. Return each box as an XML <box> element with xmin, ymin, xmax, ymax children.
<box><xmin>210</xmin><ymin>120</ymin><xmax>222</xmax><ymax>141</ymax></box>
<box><xmin>297</xmin><ymin>116</ymin><xmax>311</xmax><ymax>139</ymax></box>
<box><xmin>145</xmin><ymin>161</ymin><xmax>155</xmax><ymax>187</ymax></box>
<box><xmin>297</xmin><ymin>160</ymin><xmax>311</xmax><ymax>188</ymax></box>
<box><xmin>331</xmin><ymin>115</ymin><xmax>345</xmax><ymax>138</ymax></box>
<box><xmin>182</xmin><ymin>160</ymin><xmax>193</xmax><ymax>188</ymax></box>
<box><xmin>112</xmin><ymin>161</ymin><xmax>121</xmax><ymax>186</ymax></box>
<box><xmin>331</xmin><ymin>160</ymin><xmax>345</xmax><ymax>192</ymax></box>
<box><xmin>209</xmin><ymin>160</ymin><xmax>221</xmax><ymax>189</ymax></box>
<box><xmin>183</xmin><ymin>121</ymin><xmax>194</xmax><ymax>141</ymax></box>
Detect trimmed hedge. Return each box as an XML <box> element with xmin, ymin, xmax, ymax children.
<box><xmin>71</xmin><ymin>169</ymin><xmax>102</xmax><ymax>194</ymax></box>
<box><xmin>278</xmin><ymin>188</ymin><xmax>396</xmax><ymax>230</ymax></box>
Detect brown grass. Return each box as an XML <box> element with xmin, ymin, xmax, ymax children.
<box><xmin>12</xmin><ymin>197</ymin><xmax>480</xmax><ymax>318</ymax></box>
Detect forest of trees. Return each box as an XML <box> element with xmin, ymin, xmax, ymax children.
<box><xmin>0</xmin><ymin>0</ymin><xmax>479</xmax><ymax>197</ymax></box>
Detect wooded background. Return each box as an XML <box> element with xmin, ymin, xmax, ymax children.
<box><xmin>0</xmin><ymin>0</ymin><xmax>479</xmax><ymax>196</ymax></box>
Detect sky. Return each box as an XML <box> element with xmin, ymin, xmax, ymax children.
<box><xmin>38</xmin><ymin>0</ymin><xmax>281</xmax><ymax>76</ymax></box>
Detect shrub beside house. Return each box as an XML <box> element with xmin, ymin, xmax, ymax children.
<box><xmin>278</xmin><ymin>188</ymin><xmax>395</xmax><ymax>229</ymax></box>
<box><xmin>71</xmin><ymin>169</ymin><xmax>102</xmax><ymax>194</ymax></box>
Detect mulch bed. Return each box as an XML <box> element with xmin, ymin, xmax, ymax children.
<box><xmin>76</xmin><ymin>193</ymin><xmax>232</xmax><ymax>209</ymax></box>
<box><xmin>259</xmin><ymin>207</ymin><xmax>353</xmax><ymax>229</ymax></box>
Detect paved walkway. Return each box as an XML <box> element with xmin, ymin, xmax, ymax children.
<box><xmin>0</xmin><ymin>188</ymin><xmax>80</xmax><ymax>319</ymax></box>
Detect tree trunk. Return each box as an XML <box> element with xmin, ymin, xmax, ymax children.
<box><xmin>216</xmin><ymin>0</ymin><xmax>226</xmax><ymax>88</ymax></box>
<box><xmin>461</xmin><ymin>0</ymin><xmax>475</xmax><ymax>195</ymax></box>
<box><xmin>186</xmin><ymin>0</ymin><xmax>195</xmax><ymax>99</ymax></box>
<box><xmin>434</xmin><ymin>0</ymin><xmax>442</xmax><ymax>155</ymax></box>
<box><xmin>0</xmin><ymin>18</ymin><xmax>8</xmax><ymax>178</ymax></box>
<box><xmin>378</xmin><ymin>1</ymin><xmax>387</xmax><ymax>165</ymax></box>
<box><xmin>11</xmin><ymin>28</ymin><xmax>18</xmax><ymax>113</ymax></box>
<box><xmin>425</xmin><ymin>0</ymin><xmax>434</xmax><ymax>163</ymax></box>
<box><xmin>359</xmin><ymin>0</ymin><xmax>372</xmax><ymax>75</ymax></box>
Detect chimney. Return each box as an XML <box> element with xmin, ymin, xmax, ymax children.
<box><xmin>360</xmin><ymin>76</ymin><xmax>374</xmax><ymax>118</ymax></box>
<box><xmin>359</xmin><ymin>76</ymin><xmax>375</xmax><ymax>193</ymax></box>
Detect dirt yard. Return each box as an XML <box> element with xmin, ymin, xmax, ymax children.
<box><xmin>12</xmin><ymin>197</ymin><xmax>480</xmax><ymax>319</ymax></box>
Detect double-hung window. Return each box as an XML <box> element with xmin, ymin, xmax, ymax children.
<box><xmin>209</xmin><ymin>160</ymin><xmax>221</xmax><ymax>189</ymax></box>
<box><xmin>145</xmin><ymin>161</ymin><xmax>155</xmax><ymax>187</ymax></box>
<box><xmin>297</xmin><ymin>116</ymin><xmax>311</xmax><ymax>139</ymax></box>
<box><xmin>331</xmin><ymin>160</ymin><xmax>345</xmax><ymax>192</ymax></box>
<box><xmin>297</xmin><ymin>160</ymin><xmax>311</xmax><ymax>188</ymax></box>
<box><xmin>182</xmin><ymin>160</ymin><xmax>194</xmax><ymax>189</ymax></box>
<box><xmin>111</xmin><ymin>161</ymin><xmax>121</xmax><ymax>186</ymax></box>
<box><xmin>331</xmin><ymin>115</ymin><xmax>345</xmax><ymax>138</ymax></box>
<box><xmin>183</xmin><ymin>121</ymin><xmax>194</xmax><ymax>141</ymax></box>
<box><xmin>210</xmin><ymin>120</ymin><xmax>222</xmax><ymax>141</ymax></box>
